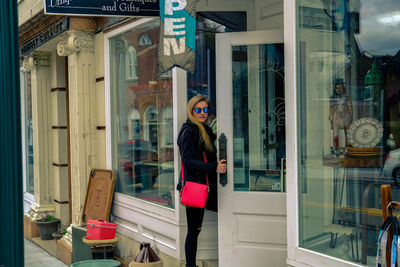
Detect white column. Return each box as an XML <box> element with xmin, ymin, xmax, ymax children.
<box><xmin>22</xmin><ymin>51</ymin><xmax>56</xmax><ymax>220</ymax></box>
<box><xmin>57</xmin><ymin>30</ymin><xmax>96</xmax><ymax>226</ymax></box>
<box><xmin>49</xmin><ymin>52</ymin><xmax>69</xmax><ymax>224</ymax></box>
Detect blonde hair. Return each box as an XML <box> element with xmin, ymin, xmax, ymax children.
<box><xmin>187</xmin><ymin>95</ymin><xmax>215</xmax><ymax>152</ymax></box>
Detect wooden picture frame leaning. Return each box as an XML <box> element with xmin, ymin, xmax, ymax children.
<box><xmin>82</xmin><ymin>169</ymin><xmax>116</xmax><ymax>225</ymax></box>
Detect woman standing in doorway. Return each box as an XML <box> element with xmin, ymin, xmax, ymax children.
<box><xmin>178</xmin><ymin>95</ymin><xmax>227</xmax><ymax>267</ymax></box>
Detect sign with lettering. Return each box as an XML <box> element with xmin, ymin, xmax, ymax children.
<box><xmin>158</xmin><ymin>0</ymin><xmax>196</xmax><ymax>74</ymax></box>
<box><xmin>44</xmin><ymin>0</ymin><xmax>160</xmax><ymax>17</ymax></box>
<box><xmin>300</xmin><ymin>6</ymin><xmax>334</xmax><ymax>31</ymax></box>
<box><xmin>20</xmin><ymin>17</ymin><xmax>69</xmax><ymax>57</ymax></box>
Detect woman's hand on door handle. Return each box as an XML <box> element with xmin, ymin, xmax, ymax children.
<box><xmin>217</xmin><ymin>159</ymin><xmax>227</xmax><ymax>173</ymax></box>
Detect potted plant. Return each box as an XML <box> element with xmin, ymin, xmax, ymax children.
<box><xmin>34</xmin><ymin>214</ymin><xmax>60</xmax><ymax>240</ymax></box>
<box><xmin>52</xmin><ymin>224</ymin><xmax>68</xmax><ymax>240</ymax></box>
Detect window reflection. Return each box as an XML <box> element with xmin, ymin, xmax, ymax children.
<box><xmin>23</xmin><ymin>71</ymin><xmax>34</xmax><ymax>194</ymax></box>
<box><xmin>297</xmin><ymin>0</ymin><xmax>400</xmax><ymax>265</ymax></box>
<box><xmin>356</xmin><ymin>0</ymin><xmax>400</xmax><ymax>56</ymax></box>
<box><xmin>110</xmin><ymin>19</ymin><xmax>174</xmax><ymax>208</ymax></box>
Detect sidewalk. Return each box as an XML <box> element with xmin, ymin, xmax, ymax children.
<box><xmin>24</xmin><ymin>238</ymin><xmax>68</xmax><ymax>267</ymax></box>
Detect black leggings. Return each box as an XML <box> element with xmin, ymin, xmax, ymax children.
<box><xmin>185</xmin><ymin>207</ymin><xmax>205</xmax><ymax>266</ymax></box>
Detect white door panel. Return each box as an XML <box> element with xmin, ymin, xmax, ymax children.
<box><xmin>216</xmin><ymin>30</ymin><xmax>287</xmax><ymax>267</ymax></box>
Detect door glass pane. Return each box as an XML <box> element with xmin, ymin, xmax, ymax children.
<box><xmin>232</xmin><ymin>43</ymin><xmax>285</xmax><ymax>192</ymax></box>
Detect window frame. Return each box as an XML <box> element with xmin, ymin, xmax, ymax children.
<box><xmin>139</xmin><ymin>34</ymin><xmax>152</xmax><ymax>46</ymax></box>
<box><xmin>125</xmin><ymin>45</ymin><xmax>138</xmax><ymax>81</ymax></box>
<box><xmin>20</xmin><ymin>68</ymin><xmax>35</xmax><ymax>214</ymax></box>
<box><xmin>161</xmin><ymin>106</ymin><xmax>173</xmax><ymax>147</ymax></box>
<box><xmin>285</xmin><ymin>0</ymin><xmax>373</xmax><ymax>266</ymax></box>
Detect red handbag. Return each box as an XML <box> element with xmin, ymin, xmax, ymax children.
<box><xmin>180</xmin><ymin>153</ymin><xmax>209</xmax><ymax>208</ymax></box>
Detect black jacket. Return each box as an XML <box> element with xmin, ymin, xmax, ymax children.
<box><xmin>177</xmin><ymin>119</ymin><xmax>218</xmax><ymax>211</ymax></box>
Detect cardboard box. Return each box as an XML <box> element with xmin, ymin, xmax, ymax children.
<box><xmin>57</xmin><ymin>239</ymin><xmax>72</xmax><ymax>265</ymax></box>
<box><xmin>24</xmin><ymin>215</ymin><xmax>40</xmax><ymax>239</ymax></box>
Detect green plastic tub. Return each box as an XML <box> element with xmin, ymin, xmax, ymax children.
<box><xmin>71</xmin><ymin>259</ymin><xmax>121</xmax><ymax>267</ymax></box>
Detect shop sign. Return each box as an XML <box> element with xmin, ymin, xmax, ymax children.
<box><xmin>44</xmin><ymin>0</ymin><xmax>160</xmax><ymax>17</ymax></box>
<box><xmin>158</xmin><ymin>0</ymin><xmax>196</xmax><ymax>74</ymax></box>
<box><xmin>20</xmin><ymin>17</ymin><xmax>69</xmax><ymax>57</ymax></box>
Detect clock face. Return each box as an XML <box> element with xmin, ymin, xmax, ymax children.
<box><xmin>347</xmin><ymin>118</ymin><xmax>383</xmax><ymax>148</ymax></box>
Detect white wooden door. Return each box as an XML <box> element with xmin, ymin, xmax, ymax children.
<box><xmin>216</xmin><ymin>30</ymin><xmax>287</xmax><ymax>267</ymax></box>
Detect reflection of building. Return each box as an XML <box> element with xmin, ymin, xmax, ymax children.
<box><xmin>108</xmin><ymin>21</ymin><xmax>174</xmax><ymax>204</ymax></box>
<box><xmin>17</xmin><ymin>0</ymin><xmax>400</xmax><ymax>267</ymax></box>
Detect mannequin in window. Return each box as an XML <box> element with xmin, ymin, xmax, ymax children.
<box><xmin>329</xmin><ymin>79</ymin><xmax>353</xmax><ymax>155</ymax></box>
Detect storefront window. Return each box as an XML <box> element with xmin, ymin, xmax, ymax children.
<box><xmin>23</xmin><ymin>71</ymin><xmax>34</xmax><ymax>194</ymax></box>
<box><xmin>297</xmin><ymin>0</ymin><xmax>400</xmax><ymax>265</ymax></box>
<box><xmin>110</xmin><ymin>19</ymin><xmax>174</xmax><ymax>208</ymax></box>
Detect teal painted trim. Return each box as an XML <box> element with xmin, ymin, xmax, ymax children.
<box><xmin>0</xmin><ymin>1</ymin><xmax>24</xmax><ymax>267</ymax></box>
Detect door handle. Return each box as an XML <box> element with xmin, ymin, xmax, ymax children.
<box><xmin>219</xmin><ymin>133</ymin><xmax>228</xmax><ymax>186</ymax></box>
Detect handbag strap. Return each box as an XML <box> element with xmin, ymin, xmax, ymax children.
<box><xmin>181</xmin><ymin>152</ymin><xmax>209</xmax><ymax>186</ymax></box>
<box><xmin>376</xmin><ymin>216</ymin><xmax>400</xmax><ymax>267</ymax></box>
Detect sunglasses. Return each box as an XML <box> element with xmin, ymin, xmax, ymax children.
<box><xmin>194</xmin><ymin>107</ymin><xmax>209</xmax><ymax>114</ymax></box>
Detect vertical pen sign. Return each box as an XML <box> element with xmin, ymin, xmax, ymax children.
<box><xmin>158</xmin><ymin>0</ymin><xmax>196</xmax><ymax>75</ymax></box>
